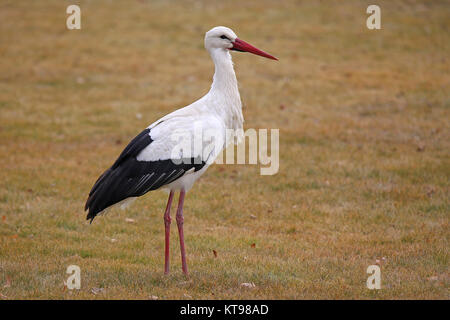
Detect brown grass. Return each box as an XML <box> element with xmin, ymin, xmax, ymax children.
<box><xmin>0</xmin><ymin>0</ymin><xmax>448</xmax><ymax>299</ymax></box>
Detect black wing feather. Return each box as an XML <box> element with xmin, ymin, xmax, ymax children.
<box><xmin>85</xmin><ymin>127</ymin><xmax>206</xmax><ymax>222</ymax></box>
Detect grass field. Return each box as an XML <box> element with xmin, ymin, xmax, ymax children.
<box><xmin>0</xmin><ymin>0</ymin><xmax>448</xmax><ymax>299</ymax></box>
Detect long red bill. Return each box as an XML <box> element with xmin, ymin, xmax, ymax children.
<box><xmin>230</xmin><ymin>38</ymin><xmax>278</xmax><ymax>61</ymax></box>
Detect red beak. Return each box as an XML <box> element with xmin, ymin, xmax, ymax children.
<box><xmin>231</xmin><ymin>38</ymin><xmax>278</xmax><ymax>61</ymax></box>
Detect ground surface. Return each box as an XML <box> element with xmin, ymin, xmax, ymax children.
<box><xmin>0</xmin><ymin>0</ymin><xmax>448</xmax><ymax>299</ymax></box>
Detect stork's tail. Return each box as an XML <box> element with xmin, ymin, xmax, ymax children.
<box><xmin>84</xmin><ymin>168</ymin><xmax>113</xmax><ymax>223</ymax></box>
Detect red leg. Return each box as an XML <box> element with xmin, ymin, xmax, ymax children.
<box><xmin>176</xmin><ymin>190</ymin><xmax>188</xmax><ymax>275</ymax></box>
<box><xmin>164</xmin><ymin>190</ymin><xmax>174</xmax><ymax>275</ymax></box>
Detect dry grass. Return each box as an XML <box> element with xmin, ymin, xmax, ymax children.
<box><xmin>0</xmin><ymin>0</ymin><xmax>448</xmax><ymax>299</ymax></box>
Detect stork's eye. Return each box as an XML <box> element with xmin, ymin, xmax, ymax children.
<box><xmin>220</xmin><ymin>35</ymin><xmax>230</xmax><ymax>40</ymax></box>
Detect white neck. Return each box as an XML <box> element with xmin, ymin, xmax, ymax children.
<box><xmin>207</xmin><ymin>48</ymin><xmax>243</xmax><ymax>131</ymax></box>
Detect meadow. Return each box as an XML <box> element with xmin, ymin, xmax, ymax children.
<box><xmin>0</xmin><ymin>0</ymin><xmax>448</xmax><ymax>299</ymax></box>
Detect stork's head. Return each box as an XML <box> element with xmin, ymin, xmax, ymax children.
<box><xmin>205</xmin><ymin>26</ymin><xmax>278</xmax><ymax>61</ymax></box>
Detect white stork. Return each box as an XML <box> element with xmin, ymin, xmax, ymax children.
<box><xmin>85</xmin><ymin>26</ymin><xmax>277</xmax><ymax>275</ymax></box>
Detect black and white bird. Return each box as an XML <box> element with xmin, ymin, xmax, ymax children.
<box><xmin>85</xmin><ymin>26</ymin><xmax>277</xmax><ymax>275</ymax></box>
